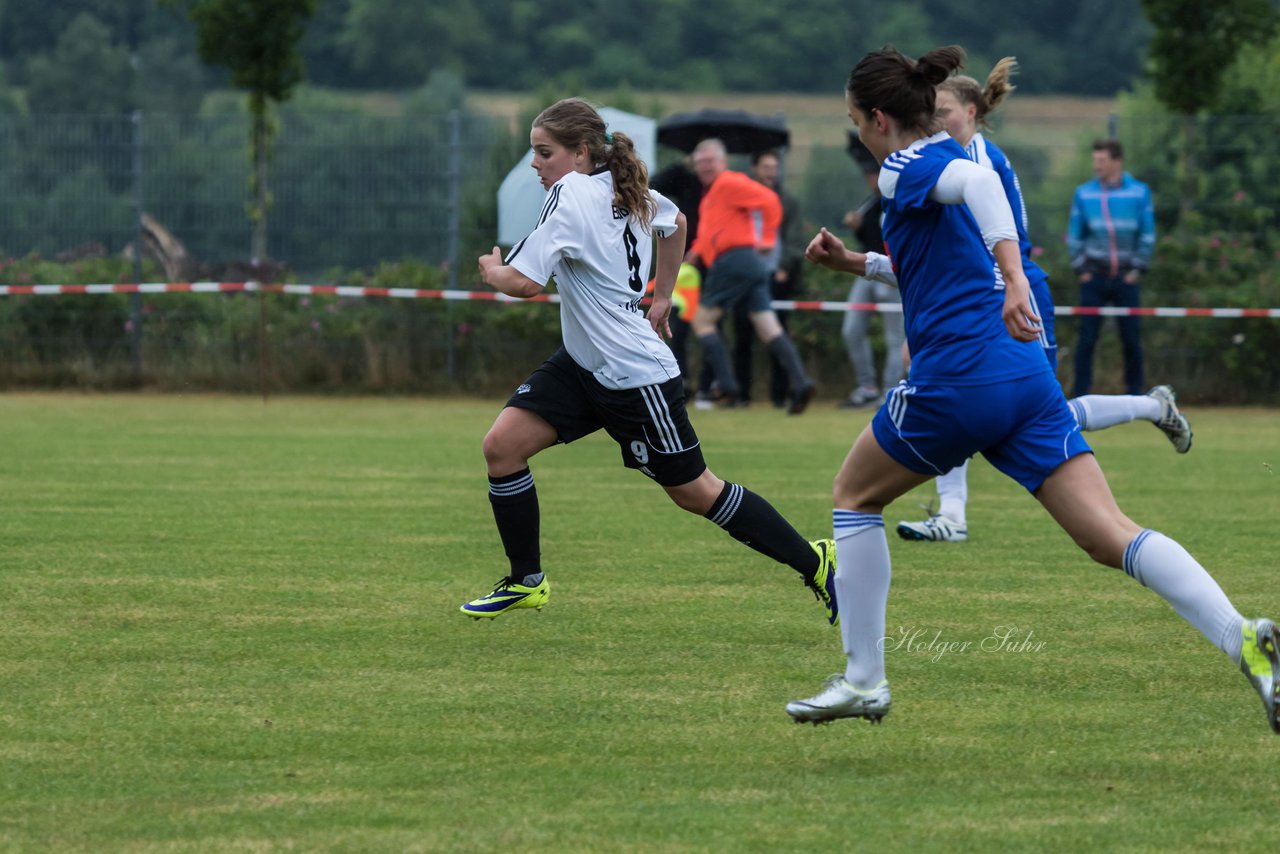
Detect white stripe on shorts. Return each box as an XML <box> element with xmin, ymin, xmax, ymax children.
<box><xmin>886</xmin><ymin>381</ymin><xmax>913</xmax><ymax>427</ymax></box>
<box><xmin>640</xmin><ymin>384</ymin><xmax>683</xmax><ymax>454</ymax></box>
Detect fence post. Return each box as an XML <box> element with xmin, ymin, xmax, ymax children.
<box><xmin>446</xmin><ymin>109</ymin><xmax>461</xmax><ymax>382</ymax></box>
<box><xmin>1108</xmin><ymin>111</ymin><xmax>1118</xmax><ymax>139</ymax></box>
<box><xmin>130</xmin><ymin>110</ymin><xmax>144</xmax><ymax>382</ymax></box>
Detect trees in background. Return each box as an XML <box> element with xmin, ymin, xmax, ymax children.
<box><xmin>165</xmin><ymin>0</ymin><xmax>316</xmax><ymax>264</ymax></box>
<box><xmin>330</xmin><ymin>0</ymin><xmax>1151</xmax><ymax>95</ymax></box>
<box><xmin>24</xmin><ymin>14</ymin><xmax>132</xmax><ymax>114</ymax></box>
<box><xmin>1140</xmin><ymin>0</ymin><xmax>1279</xmax><ymax>214</ymax></box>
<box><xmin>0</xmin><ymin>0</ymin><xmax>1154</xmax><ymax>98</ymax></box>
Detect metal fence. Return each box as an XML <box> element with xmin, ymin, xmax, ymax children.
<box><xmin>0</xmin><ymin>110</ymin><xmax>509</xmax><ymax>280</ymax></box>
<box><xmin>1</xmin><ymin>107</ymin><xmax>1278</xmax><ymax>399</ymax></box>
<box><xmin>3</xmin><ymin>108</ymin><xmax>1277</xmax><ymax>278</ymax></box>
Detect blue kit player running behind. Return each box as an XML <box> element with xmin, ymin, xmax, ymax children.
<box><xmin>791</xmin><ymin>45</ymin><xmax>1278</xmax><ymax>734</ymax></box>
<box><xmin>461</xmin><ymin>98</ymin><xmax>837</xmax><ymax>629</ymax></box>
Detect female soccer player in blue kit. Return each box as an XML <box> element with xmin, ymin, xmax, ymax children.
<box><xmin>788</xmin><ymin>46</ymin><xmax>1279</xmax><ymax>733</ymax></box>
<box><xmin>895</xmin><ymin>59</ymin><xmax>1193</xmax><ymax>544</ymax></box>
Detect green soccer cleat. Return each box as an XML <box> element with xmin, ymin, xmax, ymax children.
<box><xmin>806</xmin><ymin>539</ymin><xmax>839</xmax><ymax>627</ymax></box>
<box><xmin>786</xmin><ymin>675</ymin><xmax>891</xmax><ymax>725</ymax></box>
<box><xmin>460</xmin><ymin>575</ymin><xmax>550</xmax><ymax>619</ymax></box>
<box><xmin>1239</xmin><ymin>618</ymin><xmax>1280</xmax><ymax>734</ymax></box>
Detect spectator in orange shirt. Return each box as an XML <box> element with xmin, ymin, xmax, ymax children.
<box><xmin>686</xmin><ymin>138</ymin><xmax>815</xmax><ymax>414</ymax></box>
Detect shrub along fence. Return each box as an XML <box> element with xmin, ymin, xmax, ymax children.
<box><xmin>2</xmin><ymin>256</ymin><xmax>1279</xmax><ymax>404</ymax></box>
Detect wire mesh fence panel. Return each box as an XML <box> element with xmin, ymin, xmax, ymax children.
<box><xmin>0</xmin><ymin>108</ymin><xmax>1277</xmax><ymax>399</ymax></box>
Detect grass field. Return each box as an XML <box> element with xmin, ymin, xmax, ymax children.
<box><xmin>2</xmin><ymin>393</ymin><xmax>1277</xmax><ymax>851</ymax></box>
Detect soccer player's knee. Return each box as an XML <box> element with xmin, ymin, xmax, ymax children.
<box><xmin>666</xmin><ymin>471</ymin><xmax>719</xmax><ymax>515</ymax></box>
<box><xmin>481</xmin><ymin>428</ymin><xmax>511</xmax><ymax>467</ymax></box>
<box><xmin>671</xmin><ymin>490</ymin><xmax>705</xmax><ymax>514</ymax></box>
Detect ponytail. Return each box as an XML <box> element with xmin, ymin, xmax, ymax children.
<box><xmin>915</xmin><ymin>46</ymin><xmax>965</xmax><ymax>86</ymax></box>
<box><xmin>848</xmin><ymin>44</ymin><xmax>966</xmax><ymax>135</ymax></box>
<box><xmin>605</xmin><ymin>132</ymin><xmax>657</xmax><ymax>232</ymax></box>
<box><xmin>938</xmin><ymin>57</ymin><xmax>1018</xmax><ymax>130</ymax></box>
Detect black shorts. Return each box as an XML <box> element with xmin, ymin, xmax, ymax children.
<box><xmin>701</xmin><ymin>247</ymin><xmax>774</xmax><ymax>313</ymax></box>
<box><xmin>505</xmin><ymin>348</ymin><xmax>707</xmax><ymax>487</ymax></box>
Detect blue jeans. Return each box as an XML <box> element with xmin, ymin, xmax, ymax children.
<box><xmin>1072</xmin><ymin>275</ymin><xmax>1143</xmax><ymax>396</ymax></box>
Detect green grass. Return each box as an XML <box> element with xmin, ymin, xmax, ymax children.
<box><xmin>1</xmin><ymin>393</ymin><xmax>1277</xmax><ymax>851</ymax></box>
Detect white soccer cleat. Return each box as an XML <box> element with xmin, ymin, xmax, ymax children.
<box><xmin>1147</xmin><ymin>385</ymin><xmax>1193</xmax><ymax>454</ymax></box>
<box><xmin>896</xmin><ymin>514</ymin><xmax>968</xmax><ymax>543</ymax></box>
<box><xmin>786</xmin><ymin>675</ymin><xmax>891</xmax><ymax>725</ymax></box>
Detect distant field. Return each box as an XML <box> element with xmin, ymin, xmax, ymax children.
<box><xmin>471</xmin><ymin>90</ymin><xmax>1116</xmax><ymax>173</ymax></box>
<box><xmin>2</xmin><ymin>394</ymin><xmax>1277</xmax><ymax>850</ymax></box>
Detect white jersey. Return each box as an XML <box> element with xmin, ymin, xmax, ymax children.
<box><xmin>506</xmin><ymin>169</ymin><xmax>682</xmax><ymax>390</ymax></box>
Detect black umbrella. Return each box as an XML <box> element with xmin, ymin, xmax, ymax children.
<box><xmin>657</xmin><ymin>109</ymin><xmax>789</xmax><ymax>154</ymax></box>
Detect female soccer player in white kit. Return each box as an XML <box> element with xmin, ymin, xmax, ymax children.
<box><xmin>788</xmin><ymin>46</ymin><xmax>1278</xmax><ymax>733</ymax></box>
<box><xmin>460</xmin><ymin>98</ymin><xmax>837</xmax><ymax>628</ymax></box>
<box><xmin>895</xmin><ymin>59</ymin><xmax>1194</xmax><ymax>544</ymax></box>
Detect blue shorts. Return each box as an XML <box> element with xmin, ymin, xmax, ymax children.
<box><xmin>871</xmin><ymin>370</ymin><xmax>1091</xmax><ymax>493</ymax></box>
<box><xmin>701</xmin><ymin>247</ymin><xmax>774</xmax><ymax>313</ymax></box>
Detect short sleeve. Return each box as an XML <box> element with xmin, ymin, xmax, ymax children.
<box><xmin>649</xmin><ymin>190</ymin><xmax>680</xmax><ymax>238</ymax></box>
<box><xmin>879</xmin><ymin>152</ymin><xmax>946</xmax><ymax>212</ymax></box>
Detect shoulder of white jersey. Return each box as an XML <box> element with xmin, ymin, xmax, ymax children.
<box><xmin>554</xmin><ymin>169</ymin><xmax>602</xmax><ymax>198</ymax></box>
<box><xmin>533</xmin><ymin>179</ymin><xmax>570</xmax><ymax>229</ymax></box>
<box><xmin>549</xmin><ymin>170</ymin><xmax>613</xmax><ymax>218</ymax></box>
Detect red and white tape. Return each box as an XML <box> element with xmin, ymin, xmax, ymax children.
<box><xmin>1</xmin><ymin>282</ymin><xmax>1278</xmax><ymax>318</ymax></box>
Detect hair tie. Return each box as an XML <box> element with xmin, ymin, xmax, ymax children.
<box><xmin>605</xmin><ymin>131</ymin><xmax>614</xmax><ymax>144</ymax></box>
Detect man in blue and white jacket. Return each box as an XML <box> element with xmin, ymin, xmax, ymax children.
<box><xmin>1067</xmin><ymin>138</ymin><xmax>1156</xmax><ymax>396</ymax></box>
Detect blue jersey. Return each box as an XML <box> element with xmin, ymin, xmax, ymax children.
<box><xmin>961</xmin><ymin>134</ymin><xmax>1036</xmax><ymax>262</ymax></box>
<box><xmin>963</xmin><ymin>133</ymin><xmax>1056</xmax><ymax>362</ymax></box>
<box><xmin>878</xmin><ymin>133</ymin><xmax>1049</xmax><ymax>386</ymax></box>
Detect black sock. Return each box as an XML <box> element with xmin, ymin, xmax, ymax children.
<box><xmin>698</xmin><ymin>332</ymin><xmax>738</xmax><ymax>397</ymax></box>
<box><xmin>704</xmin><ymin>482</ymin><xmax>817</xmax><ymax>577</ymax></box>
<box><xmin>488</xmin><ymin>468</ymin><xmax>541</xmax><ymax>584</ymax></box>
<box><xmin>767</xmin><ymin>334</ymin><xmax>811</xmax><ymax>391</ymax></box>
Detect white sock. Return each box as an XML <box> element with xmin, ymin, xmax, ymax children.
<box><xmin>1124</xmin><ymin>530</ymin><xmax>1244</xmax><ymax>661</ymax></box>
<box><xmin>1070</xmin><ymin>395</ymin><xmax>1161</xmax><ymax>431</ymax></box>
<box><xmin>936</xmin><ymin>461</ymin><xmax>969</xmax><ymax>525</ymax></box>
<box><xmin>833</xmin><ymin>510</ymin><xmax>891</xmax><ymax>690</ymax></box>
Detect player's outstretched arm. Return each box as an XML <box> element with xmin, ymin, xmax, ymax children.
<box><xmin>478</xmin><ymin>247</ymin><xmax>543</xmax><ymax>299</ymax></box>
<box><xmin>805</xmin><ymin>227</ymin><xmax>867</xmax><ymax>275</ymax></box>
